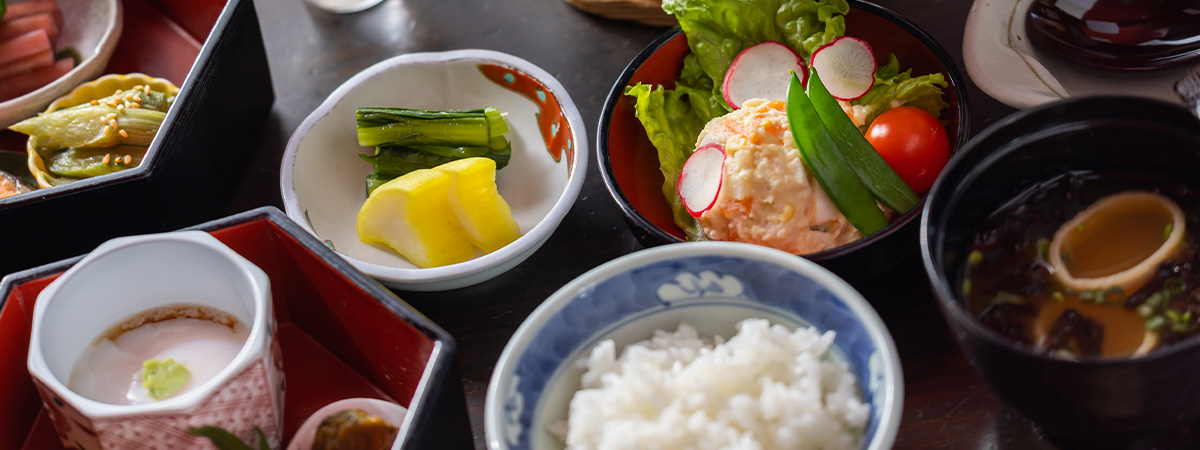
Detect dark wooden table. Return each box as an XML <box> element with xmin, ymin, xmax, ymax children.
<box><xmin>227</xmin><ymin>0</ymin><xmax>1189</xmax><ymax>448</ymax></box>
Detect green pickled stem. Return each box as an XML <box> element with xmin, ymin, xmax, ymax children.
<box><xmin>10</xmin><ymin>105</ymin><xmax>165</xmax><ymax>149</ymax></box>
<box><xmin>42</xmin><ymin>145</ymin><xmax>147</xmax><ymax>178</ymax></box>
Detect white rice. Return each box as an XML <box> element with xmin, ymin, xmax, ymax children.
<box><xmin>560</xmin><ymin>319</ymin><xmax>870</xmax><ymax>450</ymax></box>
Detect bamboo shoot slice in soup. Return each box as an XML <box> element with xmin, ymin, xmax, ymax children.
<box><xmin>962</xmin><ymin>171</ymin><xmax>1200</xmax><ymax>360</ymax></box>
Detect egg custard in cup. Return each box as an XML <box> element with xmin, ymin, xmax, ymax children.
<box><xmin>26</xmin><ymin>230</ymin><xmax>284</xmax><ymax>450</ymax></box>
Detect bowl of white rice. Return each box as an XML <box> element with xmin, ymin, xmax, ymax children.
<box><xmin>485</xmin><ymin>241</ymin><xmax>903</xmax><ymax>450</ymax></box>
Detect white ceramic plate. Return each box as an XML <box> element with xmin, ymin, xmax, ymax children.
<box><xmin>963</xmin><ymin>0</ymin><xmax>1199</xmax><ymax>109</ymax></box>
<box><xmin>286</xmin><ymin>398</ymin><xmax>408</xmax><ymax>450</ymax></box>
<box><xmin>0</xmin><ymin>0</ymin><xmax>123</xmax><ymax>128</ymax></box>
<box><xmin>281</xmin><ymin>49</ymin><xmax>587</xmax><ymax>291</ymax></box>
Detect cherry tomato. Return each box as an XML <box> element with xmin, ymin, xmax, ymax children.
<box><xmin>865</xmin><ymin>106</ymin><xmax>951</xmax><ymax>194</ymax></box>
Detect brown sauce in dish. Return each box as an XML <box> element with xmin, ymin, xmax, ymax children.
<box><xmin>963</xmin><ymin>171</ymin><xmax>1200</xmax><ymax>359</ymax></box>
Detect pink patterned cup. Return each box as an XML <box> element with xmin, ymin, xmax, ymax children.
<box><xmin>27</xmin><ymin>230</ymin><xmax>285</xmax><ymax>450</ymax></box>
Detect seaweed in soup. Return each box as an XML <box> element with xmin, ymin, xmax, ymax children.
<box><xmin>963</xmin><ymin>171</ymin><xmax>1200</xmax><ymax>359</ymax></box>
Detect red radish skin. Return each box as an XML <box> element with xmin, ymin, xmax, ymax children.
<box><xmin>722</xmin><ymin>41</ymin><xmax>807</xmax><ymax>109</ymax></box>
<box><xmin>0</xmin><ymin>57</ymin><xmax>73</xmax><ymax>101</ymax></box>
<box><xmin>677</xmin><ymin>143</ymin><xmax>726</xmax><ymax>217</ymax></box>
<box><xmin>810</xmin><ymin>36</ymin><xmax>877</xmax><ymax>101</ymax></box>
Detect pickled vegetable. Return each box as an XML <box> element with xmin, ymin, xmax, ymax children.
<box><xmin>436</xmin><ymin>157</ymin><xmax>520</xmax><ymax>253</ymax></box>
<box><xmin>356</xmin><ymin>168</ymin><xmax>474</xmax><ymax>268</ymax></box>
<box><xmin>312</xmin><ymin>409</ymin><xmax>399</xmax><ymax>450</ymax></box>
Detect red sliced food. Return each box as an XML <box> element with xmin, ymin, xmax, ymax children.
<box><xmin>0</xmin><ymin>57</ymin><xmax>73</xmax><ymax>102</ymax></box>
<box><xmin>4</xmin><ymin>0</ymin><xmax>62</xmax><ymax>23</ymax></box>
<box><xmin>810</xmin><ymin>36</ymin><xmax>877</xmax><ymax>101</ymax></box>
<box><xmin>0</xmin><ymin>29</ymin><xmax>51</xmax><ymax>66</ymax></box>
<box><xmin>0</xmin><ymin>13</ymin><xmax>60</xmax><ymax>41</ymax></box>
<box><xmin>677</xmin><ymin>143</ymin><xmax>726</xmax><ymax>217</ymax></box>
<box><xmin>722</xmin><ymin>41</ymin><xmax>807</xmax><ymax>109</ymax></box>
<box><xmin>0</xmin><ymin>50</ymin><xmax>54</xmax><ymax>79</ymax></box>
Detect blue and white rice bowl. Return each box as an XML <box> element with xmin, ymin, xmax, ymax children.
<box><xmin>485</xmin><ymin>241</ymin><xmax>903</xmax><ymax>450</ymax></box>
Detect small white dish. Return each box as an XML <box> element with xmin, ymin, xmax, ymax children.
<box><xmin>963</xmin><ymin>0</ymin><xmax>1199</xmax><ymax>109</ymax></box>
<box><xmin>287</xmin><ymin>398</ymin><xmax>408</xmax><ymax>450</ymax></box>
<box><xmin>281</xmin><ymin>49</ymin><xmax>587</xmax><ymax>291</ymax></box>
<box><xmin>0</xmin><ymin>0</ymin><xmax>123</xmax><ymax>128</ymax></box>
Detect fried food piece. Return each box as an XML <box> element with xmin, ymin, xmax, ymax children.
<box><xmin>312</xmin><ymin>409</ymin><xmax>399</xmax><ymax>450</ymax></box>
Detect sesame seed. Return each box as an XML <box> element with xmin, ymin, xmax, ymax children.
<box><xmin>102</xmin><ymin>154</ymin><xmax>111</xmax><ymax>165</ymax></box>
<box><xmin>90</xmin><ymin>100</ymin><xmax>99</xmax><ymax>105</ymax></box>
<box><xmin>119</xmin><ymin>130</ymin><xmax>129</xmax><ymax>138</ymax></box>
<box><xmin>133</xmin><ymin>95</ymin><xmax>141</xmax><ymax>103</ymax></box>
<box><xmin>109</xmin><ymin>119</ymin><xmax>118</xmax><ymax>128</ymax></box>
<box><xmin>114</xmin><ymin>89</ymin><xmax>122</xmax><ymax>95</ymax></box>
<box><xmin>133</xmin><ymin>85</ymin><xmax>143</xmax><ymax>90</ymax></box>
<box><xmin>107</xmin><ymin>101</ymin><xmax>119</xmax><ymax>108</ymax></box>
<box><xmin>131</xmin><ymin>103</ymin><xmax>141</xmax><ymax>109</ymax></box>
<box><xmin>124</xmin><ymin>155</ymin><xmax>132</xmax><ymax>164</ymax></box>
<box><xmin>143</xmin><ymin>85</ymin><xmax>151</xmax><ymax>95</ymax></box>
<box><xmin>117</xmin><ymin>104</ymin><xmax>125</xmax><ymax>111</ymax></box>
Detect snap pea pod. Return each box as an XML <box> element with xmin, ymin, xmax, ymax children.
<box><xmin>806</xmin><ymin>69</ymin><xmax>919</xmax><ymax>213</ymax></box>
<box><xmin>786</xmin><ymin>71</ymin><xmax>888</xmax><ymax>235</ymax></box>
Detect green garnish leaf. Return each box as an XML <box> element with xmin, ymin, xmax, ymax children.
<box><xmin>142</xmin><ymin>358</ymin><xmax>190</xmax><ymax>400</ymax></box>
<box><xmin>1146</xmin><ymin>315</ymin><xmax>1166</xmax><ymax>331</ymax></box>
<box><xmin>1036</xmin><ymin>238</ymin><xmax>1050</xmax><ymax>259</ymax></box>
<box><xmin>188</xmin><ymin>426</ymin><xmax>270</xmax><ymax>450</ymax></box>
<box><xmin>1165</xmin><ymin>223</ymin><xmax>1174</xmax><ymax>239</ymax></box>
<box><xmin>851</xmin><ymin>54</ymin><xmax>949</xmax><ymax>129</ymax></box>
<box><xmin>624</xmin><ymin>83</ymin><xmax>707</xmax><ymax>240</ymax></box>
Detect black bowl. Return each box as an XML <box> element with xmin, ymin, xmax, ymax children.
<box><xmin>597</xmin><ymin>0</ymin><xmax>970</xmax><ymax>288</ymax></box>
<box><xmin>922</xmin><ymin>95</ymin><xmax>1200</xmax><ymax>449</ymax></box>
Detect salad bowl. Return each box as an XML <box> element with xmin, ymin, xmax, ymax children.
<box><xmin>597</xmin><ymin>0</ymin><xmax>970</xmax><ymax>287</ymax></box>
<box><xmin>281</xmin><ymin>49</ymin><xmax>586</xmax><ymax>292</ymax></box>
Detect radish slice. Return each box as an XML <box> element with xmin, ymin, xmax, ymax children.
<box><xmin>677</xmin><ymin>143</ymin><xmax>725</xmax><ymax>217</ymax></box>
<box><xmin>810</xmin><ymin>36</ymin><xmax>877</xmax><ymax>101</ymax></box>
<box><xmin>722</xmin><ymin>41</ymin><xmax>807</xmax><ymax>109</ymax></box>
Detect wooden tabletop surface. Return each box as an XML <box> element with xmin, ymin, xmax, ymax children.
<box><xmin>226</xmin><ymin>0</ymin><xmax>1196</xmax><ymax>448</ymax></box>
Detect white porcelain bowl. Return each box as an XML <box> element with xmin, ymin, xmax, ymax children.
<box><xmin>0</xmin><ymin>0</ymin><xmax>123</xmax><ymax>128</ymax></box>
<box><xmin>485</xmin><ymin>242</ymin><xmax>904</xmax><ymax>450</ymax></box>
<box><xmin>281</xmin><ymin>49</ymin><xmax>587</xmax><ymax>291</ymax></box>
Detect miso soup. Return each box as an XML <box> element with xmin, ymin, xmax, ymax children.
<box><xmin>962</xmin><ymin>171</ymin><xmax>1200</xmax><ymax>359</ymax></box>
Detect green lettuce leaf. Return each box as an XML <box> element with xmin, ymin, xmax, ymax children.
<box><xmin>662</xmin><ymin>0</ymin><xmax>848</xmax><ymax>110</ymax></box>
<box><xmin>852</xmin><ymin>54</ymin><xmax>949</xmax><ymax>128</ymax></box>
<box><xmin>625</xmin><ymin>83</ymin><xmax>707</xmax><ymax>240</ymax></box>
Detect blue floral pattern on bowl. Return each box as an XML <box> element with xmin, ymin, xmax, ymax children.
<box><xmin>491</xmin><ymin>243</ymin><xmax>900</xmax><ymax>450</ymax></box>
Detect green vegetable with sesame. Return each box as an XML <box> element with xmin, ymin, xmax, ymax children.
<box><xmin>9</xmin><ymin>80</ymin><xmax>177</xmax><ymax>187</ymax></box>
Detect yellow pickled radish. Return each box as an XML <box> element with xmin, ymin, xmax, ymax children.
<box><xmin>435</xmin><ymin>157</ymin><xmax>521</xmax><ymax>253</ymax></box>
<box><xmin>356</xmin><ymin>169</ymin><xmax>474</xmax><ymax>268</ymax></box>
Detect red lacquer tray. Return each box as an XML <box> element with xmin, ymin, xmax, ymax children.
<box><xmin>0</xmin><ymin>0</ymin><xmax>275</xmax><ymax>278</ymax></box>
<box><xmin>0</xmin><ymin>207</ymin><xmax>472</xmax><ymax>449</ymax></box>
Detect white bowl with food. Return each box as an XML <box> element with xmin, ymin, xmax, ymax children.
<box><xmin>485</xmin><ymin>241</ymin><xmax>903</xmax><ymax>450</ymax></box>
<box><xmin>281</xmin><ymin>49</ymin><xmax>587</xmax><ymax>291</ymax></box>
<box><xmin>0</xmin><ymin>0</ymin><xmax>123</xmax><ymax>128</ymax></box>
<box><xmin>287</xmin><ymin>397</ymin><xmax>408</xmax><ymax>450</ymax></box>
